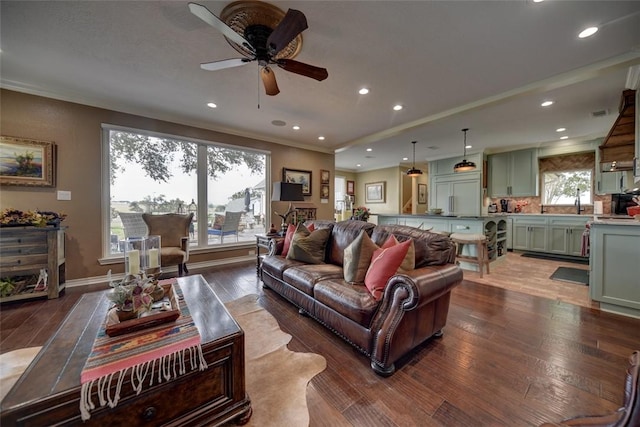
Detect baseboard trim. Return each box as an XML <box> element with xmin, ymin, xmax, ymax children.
<box><xmin>65</xmin><ymin>255</ymin><xmax>254</xmax><ymax>288</ymax></box>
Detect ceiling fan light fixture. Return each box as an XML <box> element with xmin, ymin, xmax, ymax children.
<box><xmin>453</xmin><ymin>128</ymin><xmax>477</xmax><ymax>173</ymax></box>
<box><xmin>406</xmin><ymin>141</ymin><xmax>423</xmax><ymax>177</ymax></box>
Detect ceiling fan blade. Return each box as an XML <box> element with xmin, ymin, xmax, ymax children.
<box><xmin>260</xmin><ymin>66</ymin><xmax>280</xmax><ymax>96</ymax></box>
<box><xmin>266</xmin><ymin>9</ymin><xmax>308</xmax><ymax>55</ymax></box>
<box><xmin>200</xmin><ymin>58</ymin><xmax>253</xmax><ymax>71</ymax></box>
<box><xmin>188</xmin><ymin>2</ymin><xmax>256</xmax><ymax>55</ymax></box>
<box><xmin>277</xmin><ymin>59</ymin><xmax>328</xmax><ymax>81</ymax></box>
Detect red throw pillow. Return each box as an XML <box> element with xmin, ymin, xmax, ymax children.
<box><xmin>282</xmin><ymin>223</ymin><xmax>315</xmax><ymax>257</ymax></box>
<box><xmin>364</xmin><ymin>238</ymin><xmax>411</xmax><ymax>300</ymax></box>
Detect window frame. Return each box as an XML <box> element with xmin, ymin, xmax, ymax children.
<box><xmin>101</xmin><ymin>124</ymin><xmax>271</xmax><ymax>261</ymax></box>
<box><xmin>541</xmin><ymin>168</ymin><xmax>593</xmax><ymax>206</ymax></box>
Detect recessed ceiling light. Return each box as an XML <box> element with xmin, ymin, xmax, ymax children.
<box><xmin>402</xmin><ymin>157</ymin><xmax>408</xmax><ymax>161</ymax></box>
<box><xmin>532</xmin><ymin>0</ymin><xmax>544</xmax><ymax>3</ymax></box>
<box><xmin>207</xmin><ymin>102</ymin><xmax>217</xmax><ymax>108</ymax></box>
<box><xmin>318</xmin><ymin>136</ymin><xmax>325</xmax><ymax>140</ymax></box>
<box><xmin>393</xmin><ymin>104</ymin><xmax>403</xmax><ymax>111</ymax></box>
<box><xmin>359</xmin><ymin>88</ymin><xmax>369</xmax><ymax>95</ymax></box>
<box><xmin>578</xmin><ymin>26</ymin><xmax>598</xmax><ymax>38</ymax></box>
<box><xmin>292</xmin><ymin>125</ymin><xmax>300</xmax><ymax>130</ymax></box>
<box><xmin>366</xmin><ymin>148</ymin><xmax>372</xmax><ymax>152</ymax></box>
<box><xmin>541</xmin><ymin>100</ymin><xmax>554</xmax><ymax>107</ymax></box>
<box><xmin>465</xmin><ymin>145</ymin><xmax>472</xmax><ymax>149</ymax></box>
<box><xmin>560</xmin><ymin>136</ymin><xmax>569</xmax><ymax>140</ymax></box>
<box><xmin>556</xmin><ymin>127</ymin><xmax>566</xmax><ymax>132</ymax></box>
<box><xmin>356</xmin><ymin>164</ymin><xmax>361</xmax><ymax>167</ymax></box>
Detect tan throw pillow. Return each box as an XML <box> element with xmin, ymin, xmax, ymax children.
<box><xmin>343</xmin><ymin>230</ymin><xmax>378</xmax><ymax>284</ymax></box>
<box><xmin>286</xmin><ymin>227</ymin><xmax>331</xmax><ymax>264</ymax></box>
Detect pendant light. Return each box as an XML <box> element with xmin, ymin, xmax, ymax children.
<box><xmin>406</xmin><ymin>140</ymin><xmax>423</xmax><ymax>177</ymax></box>
<box><xmin>453</xmin><ymin>128</ymin><xmax>476</xmax><ymax>173</ymax></box>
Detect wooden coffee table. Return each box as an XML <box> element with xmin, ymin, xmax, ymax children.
<box><xmin>1</xmin><ymin>275</ymin><xmax>251</xmax><ymax>426</ymax></box>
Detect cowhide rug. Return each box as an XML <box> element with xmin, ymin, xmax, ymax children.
<box><xmin>224</xmin><ymin>294</ymin><xmax>326</xmax><ymax>427</ymax></box>
<box><xmin>0</xmin><ymin>346</ymin><xmax>42</xmax><ymax>402</ymax></box>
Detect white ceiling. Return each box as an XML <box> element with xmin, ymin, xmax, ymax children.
<box><xmin>2</xmin><ymin>1</ymin><xmax>640</xmax><ymax>172</ymax></box>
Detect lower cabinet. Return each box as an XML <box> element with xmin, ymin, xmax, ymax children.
<box><xmin>547</xmin><ymin>218</ymin><xmax>590</xmax><ymax>257</ymax></box>
<box><xmin>589</xmin><ymin>222</ymin><xmax>640</xmax><ymax>317</ymax></box>
<box><xmin>511</xmin><ymin>215</ymin><xmax>589</xmax><ymax>256</ymax></box>
<box><xmin>512</xmin><ymin>217</ymin><xmax>547</xmax><ymax>252</ymax></box>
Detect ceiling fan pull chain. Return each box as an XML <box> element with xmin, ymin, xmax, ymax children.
<box><xmin>257</xmin><ymin>67</ymin><xmax>261</xmax><ymax>109</ymax></box>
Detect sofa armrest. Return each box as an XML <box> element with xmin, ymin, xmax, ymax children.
<box><xmin>369</xmin><ymin>263</ymin><xmax>462</xmax><ymax>375</ymax></box>
<box><xmin>268</xmin><ymin>237</ymin><xmax>285</xmax><ymax>256</ymax></box>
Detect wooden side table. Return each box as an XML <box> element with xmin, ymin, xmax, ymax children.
<box><xmin>255</xmin><ymin>234</ymin><xmax>280</xmax><ymax>276</ymax></box>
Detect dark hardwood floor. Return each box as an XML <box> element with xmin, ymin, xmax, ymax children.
<box><xmin>2</xmin><ymin>260</ymin><xmax>639</xmax><ymax>426</ymax></box>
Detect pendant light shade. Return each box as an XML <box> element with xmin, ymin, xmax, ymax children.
<box><xmin>406</xmin><ymin>140</ymin><xmax>423</xmax><ymax>177</ymax></box>
<box><xmin>453</xmin><ymin>128</ymin><xmax>477</xmax><ymax>173</ymax></box>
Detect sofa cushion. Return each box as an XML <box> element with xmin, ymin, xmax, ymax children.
<box><xmin>364</xmin><ymin>238</ymin><xmax>411</xmax><ymax>300</ymax></box>
<box><xmin>343</xmin><ymin>230</ymin><xmax>379</xmax><ymax>284</ymax></box>
<box><xmin>327</xmin><ymin>220</ymin><xmax>376</xmax><ymax>267</ymax></box>
<box><xmin>371</xmin><ymin>224</ymin><xmax>456</xmax><ymax>268</ymax></box>
<box><xmin>283</xmin><ymin>264</ymin><xmax>344</xmax><ymax>296</ymax></box>
<box><xmin>313</xmin><ymin>279</ymin><xmax>379</xmax><ymax>327</ymax></box>
<box><xmin>261</xmin><ymin>255</ymin><xmax>307</xmax><ymax>280</ymax></box>
<box><xmin>287</xmin><ymin>227</ymin><xmax>330</xmax><ymax>264</ymax></box>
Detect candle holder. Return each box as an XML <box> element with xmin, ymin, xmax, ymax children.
<box><xmin>124</xmin><ymin>235</ymin><xmax>161</xmax><ymax>275</ymax></box>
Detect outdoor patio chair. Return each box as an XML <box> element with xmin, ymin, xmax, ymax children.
<box><xmin>208</xmin><ymin>211</ymin><xmax>243</xmax><ymax>243</ymax></box>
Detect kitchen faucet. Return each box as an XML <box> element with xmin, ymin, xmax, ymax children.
<box><xmin>575</xmin><ymin>188</ymin><xmax>584</xmax><ymax>214</ymax></box>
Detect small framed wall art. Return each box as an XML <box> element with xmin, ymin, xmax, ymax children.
<box><xmin>0</xmin><ymin>136</ymin><xmax>56</xmax><ymax>187</ymax></box>
<box><xmin>365</xmin><ymin>181</ymin><xmax>386</xmax><ymax>203</ymax></box>
<box><xmin>320</xmin><ymin>169</ymin><xmax>330</xmax><ymax>184</ymax></box>
<box><xmin>283</xmin><ymin>168</ymin><xmax>312</xmax><ymax>196</ymax></box>
<box><xmin>418</xmin><ymin>184</ymin><xmax>427</xmax><ymax>204</ymax></box>
<box><xmin>346</xmin><ymin>180</ymin><xmax>355</xmax><ymax>196</ymax></box>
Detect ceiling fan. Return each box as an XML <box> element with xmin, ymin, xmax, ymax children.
<box><xmin>188</xmin><ymin>1</ymin><xmax>328</xmax><ymax>96</ymax></box>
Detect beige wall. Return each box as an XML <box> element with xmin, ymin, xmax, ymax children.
<box><xmin>1</xmin><ymin>89</ymin><xmax>334</xmax><ymax>280</ymax></box>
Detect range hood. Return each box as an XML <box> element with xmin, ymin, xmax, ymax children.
<box><xmin>599</xmin><ymin>89</ymin><xmax>635</xmax><ymax>172</ymax></box>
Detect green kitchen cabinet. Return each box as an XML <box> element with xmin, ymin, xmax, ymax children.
<box><xmin>512</xmin><ymin>216</ymin><xmax>547</xmax><ymax>251</ymax></box>
<box><xmin>547</xmin><ymin>217</ymin><xmax>590</xmax><ymax>257</ymax></box>
<box><xmin>431</xmin><ymin>172</ymin><xmax>482</xmax><ymax>216</ymax></box>
<box><xmin>488</xmin><ymin>149</ymin><xmax>538</xmax><ymax>197</ymax></box>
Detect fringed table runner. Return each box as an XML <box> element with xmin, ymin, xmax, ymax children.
<box><xmin>79</xmin><ymin>279</ymin><xmax>207</xmax><ymax>421</ymax></box>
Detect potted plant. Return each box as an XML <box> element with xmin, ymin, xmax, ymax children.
<box><xmin>106</xmin><ymin>271</ymin><xmax>158</xmax><ymax>321</ymax></box>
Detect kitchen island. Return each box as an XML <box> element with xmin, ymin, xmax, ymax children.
<box><xmin>376</xmin><ymin>214</ymin><xmax>508</xmax><ymax>266</ymax></box>
<box><xmin>589</xmin><ymin>218</ymin><xmax>640</xmax><ymax>318</ymax></box>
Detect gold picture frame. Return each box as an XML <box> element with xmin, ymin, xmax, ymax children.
<box><xmin>1</xmin><ymin>136</ymin><xmax>56</xmax><ymax>187</ymax></box>
<box><xmin>365</xmin><ymin>181</ymin><xmax>385</xmax><ymax>203</ymax></box>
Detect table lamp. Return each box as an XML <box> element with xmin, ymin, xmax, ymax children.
<box><xmin>272</xmin><ymin>182</ymin><xmax>304</xmax><ymax>235</ymax></box>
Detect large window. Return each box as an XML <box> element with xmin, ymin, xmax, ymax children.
<box><xmin>542</xmin><ymin>169</ymin><xmax>592</xmax><ymax>205</ymax></box>
<box><xmin>103</xmin><ymin>125</ymin><xmax>268</xmax><ymax>258</ymax></box>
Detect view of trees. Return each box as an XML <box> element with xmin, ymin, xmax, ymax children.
<box><xmin>109</xmin><ymin>131</ymin><xmax>264</xmax><ymax>184</ymax></box>
<box><xmin>543</xmin><ymin>170</ymin><xmax>591</xmax><ymax>204</ymax></box>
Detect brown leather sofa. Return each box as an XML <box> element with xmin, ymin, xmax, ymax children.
<box><xmin>260</xmin><ymin>220</ymin><xmax>463</xmax><ymax>376</ymax></box>
<box><xmin>540</xmin><ymin>350</ymin><xmax>639</xmax><ymax>427</ymax></box>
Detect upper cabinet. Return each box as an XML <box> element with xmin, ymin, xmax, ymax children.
<box><xmin>488</xmin><ymin>149</ymin><xmax>538</xmax><ymax>197</ymax></box>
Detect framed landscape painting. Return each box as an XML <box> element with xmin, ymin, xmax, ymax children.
<box><xmin>283</xmin><ymin>168</ymin><xmax>312</xmax><ymax>196</ymax></box>
<box><xmin>0</xmin><ymin>136</ymin><xmax>56</xmax><ymax>187</ymax></box>
<box><xmin>365</xmin><ymin>181</ymin><xmax>385</xmax><ymax>203</ymax></box>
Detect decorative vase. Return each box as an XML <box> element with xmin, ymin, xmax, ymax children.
<box><xmin>116</xmin><ymin>309</ymin><xmax>137</xmax><ymax>322</ymax></box>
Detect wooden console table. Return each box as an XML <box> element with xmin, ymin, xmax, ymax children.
<box><xmin>1</xmin><ymin>275</ymin><xmax>251</xmax><ymax>426</ymax></box>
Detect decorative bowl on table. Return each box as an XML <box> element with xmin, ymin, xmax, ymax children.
<box><xmin>428</xmin><ymin>208</ymin><xmax>443</xmax><ymax>215</ymax></box>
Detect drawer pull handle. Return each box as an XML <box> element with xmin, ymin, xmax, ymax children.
<box><xmin>142</xmin><ymin>406</ymin><xmax>157</xmax><ymax>421</ymax></box>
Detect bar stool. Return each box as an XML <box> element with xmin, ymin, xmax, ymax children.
<box><xmin>450</xmin><ymin>233</ymin><xmax>490</xmax><ymax>278</ymax></box>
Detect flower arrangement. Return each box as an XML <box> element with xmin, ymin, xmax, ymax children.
<box><xmin>514</xmin><ymin>200</ymin><xmax>529</xmax><ymax>213</ymax></box>
<box><xmin>0</xmin><ymin>208</ymin><xmax>67</xmax><ymax>227</ymax></box>
<box><xmin>352</xmin><ymin>206</ymin><xmax>370</xmax><ymax>221</ymax></box>
<box><xmin>106</xmin><ymin>270</ymin><xmax>158</xmax><ymax>317</ymax></box>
